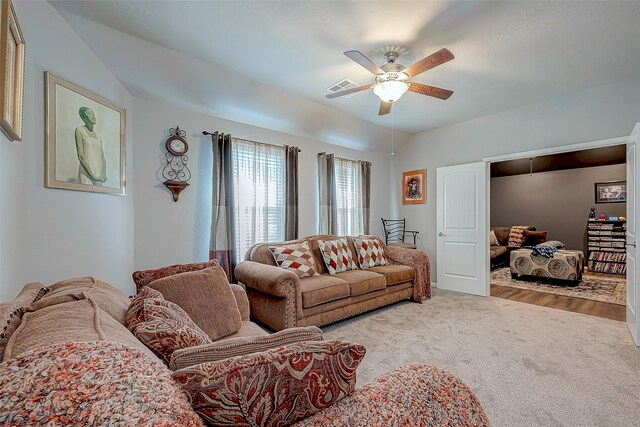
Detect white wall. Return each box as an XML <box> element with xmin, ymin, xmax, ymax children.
<box><xmin>391</xmin><ymin>75</ymin><xmax>640</xmax><ymax>280</ymax></box>
<box><xmin>0</xmin><ymin>1</ymin><xmax>135</xmax><ymax>299</ymax></box>
<box><xmin>132</xmin><ymin>97</ymin><xmax>390</xmax><ymax>271</ymax></box>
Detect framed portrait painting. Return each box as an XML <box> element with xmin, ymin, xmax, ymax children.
<box><xmin>0</xmin><ymin>0</ymin><xmax>25</xmax><ymax>141</ymax></box>
<box><xmin>595</xmin><ymin>180</ymin><xmax>626</xmax><ymax>204</ymax></box>
<box><xmin>45</xmin><ymin>72</ymin><xmax>126</xmax><ymax>195</ymax></box>
<box><xmin>402</xmin><ymin>169</ymin><xmax>426</xmax><ymax>205</ymax></box>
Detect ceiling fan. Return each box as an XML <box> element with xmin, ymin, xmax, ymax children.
<box><xmin>326</xmin><ymin>48</ymin><xmax>455</xmax><ymax>115</ymax></box>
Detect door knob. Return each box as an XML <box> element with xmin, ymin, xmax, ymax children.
<box><xmin>438</xmin><ymin>232</ymin><xmax>445</xmax><ymax>237</ymax></box>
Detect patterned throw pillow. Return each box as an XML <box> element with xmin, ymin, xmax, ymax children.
<box><xmin>132</xmin><ymin>260</ymin><xmax>220</xmax><ymax>293</ymax></box>
<box><xmin>352</xmin><ymin>238</ymin><xmax>389</xmax><ymax>269</ymax></box>
<box><xmin>172</xmin><ymin>340</ymin><xmax>366</xmax><ymax>427</ymax></box>
<box><xmin>489</xmin><ymin>230</ymin><xmax>499</xmax><ymax>246</ymax></box>
<box><xmin>317</xmin><ymin>238</ymin><xmax>358</xmax><ymax>274</ymax></box>
<box><xmin>269</xmin><ymin>241</ymin><xmax>320</xmax><ymax>279</ymax></box>
<box><xmin>508</xmin><ymin>226</ymin><xmax>534</xmax><ymax>247</ymax></box>
<box><xmin>126</xmin><ymin>287</ymin><xmax>211</xmax><ymax>364</ymax></box>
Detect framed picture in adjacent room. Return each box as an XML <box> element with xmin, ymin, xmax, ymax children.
<box><xmin>0</xmin><ymin>0</ymin><xmax>25</xmax><ymax>141</ymax></box>
<box><xmin>45</xmin><ymin>72</ymin><xmax>126</xmax><ymax>195</ymax></box>
<box><xmin>595</xmin><ymin>180</ymin><xmax>626</xmax><ymax>204</ymax></box>
<box><xmin>402</xmin><ymin>169</ymin><xmax>426</xmax><ymax>205</ymax></box>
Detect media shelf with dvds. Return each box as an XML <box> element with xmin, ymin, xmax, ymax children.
<box><xmin>587</xmin><ymin>219</ymin><xmax>627</xmax><ymax>275</ymax></box>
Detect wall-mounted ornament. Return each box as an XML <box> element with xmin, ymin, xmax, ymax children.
<box><xmin>162</xmin><ymin>126</ymin><xmax>191</xmax><ymax>202</ymax></box>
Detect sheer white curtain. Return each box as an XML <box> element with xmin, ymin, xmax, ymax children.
<box><xmin>334</xmin><ymin>157</ymin><xmax>363</xmax><ymax>236</ymax></box>
<box><xmin>232</xmin><ymin>139</ymin><xmax>285</xmax><ymax>258</ymax></box>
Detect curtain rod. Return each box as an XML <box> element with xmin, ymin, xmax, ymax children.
<box><xmin>317</xmin><ymin>152</ymin><xmax>372</xmax><ymax>165</ymax></box>
<box><xmin>202</xmin><ymin>131</ymin><xmax>301</xmax><ymax>152</ymax></box>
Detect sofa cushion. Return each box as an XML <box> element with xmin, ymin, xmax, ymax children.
<box><xmin>300</xmin><ymin>274</ymin><xmax>350</xmax><ymax>308</ymax></box>
<box><xmin>0</xmin><ymin>341</ymin><xmax>204</xmax><ymax>426</ymax></box>
<box><xmin>489</xmin><ymin>230</ymin><xmax>499</xmax><ymax>246</ymax></box>
<box><xmin>172</xmin><ymin>340</ymin><xmax>365</xmax><ymax>427</ymax></box>
<box><xmin>523</xmin><ymin>229</ymin><xmax>547</xmax><ymax>246</ymax></box>
<box><xmin>29</xmin><ymin>277</ymin><xmax>130</xmax><ymax>325</ymax></box>
<box><xmin>352</xmin><ymin>238</ymin><xmax>389</xmax><ymax>269</ymax></box>
<box><xmin>490</xmin><ymin>245</ymin><xmax>508</xmax><ymax>259</ymax></box>
<box><xmin>148</xmin><ymin>267</ymin><xmax>242</xmax><ymax>340</ymax></box>
<box><xmin>508</xmin><ymin>225</ymin><xmax>535</xmax><ymax>247</ymax></box>
<box><xmin>335</xmin><ymin>270</ymin><xmax>387</xmax><ymax>296</ymax></box>
<box><xmin>132</xmin><ymin>259</ymin><xmax>219</xmax><ymax>293</ymax></box>
<box><xmin>126</xmin><ymin>287</ymin><xmax>211</xmax><ymax>364</ymax></box>
<box><xmin>269</xmin><ymin>240</ymin><xmax>320</xmax><ymax>278</ymax></box>
<box><xmin>317</xmin><ymin>237</ymin><xmax>358</xmax><ymax>274</ymax></box>
<box><xmin>169</xmin><ymin>326</ymin><xmax>324</xmax><ymax>370</ymax></box>
<box><xmin>492</xmin><ymin>226</ymin><xmax>512</xmax><ymax>246</ymax></box>
<box><xmin>0</xmin><ymin>282</ymin><xmax>46</xmax><ymax>360</ymax></box>
<box><xmin>3</xmin><ymin>298</ymin><xmax>156</xmax><ymax>362</ymax></box>
<box><xmin>367</xmin><ymin>264</ymin><xmax>415</xmax><ymax>286</ymax></box>
<box><xmin>225</xmin><ymin>320</ymin><xmax>269</xmax><ymax>340</ymax></box>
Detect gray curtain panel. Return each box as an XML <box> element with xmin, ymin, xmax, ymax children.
<box><xmin>284</xmin><ymin>145</ymin><xmax>299</xmax><ymax>240</ymax></box>
<box><xmin>210</xmin><ymin>131</ymin><xmax>237</xmax><ymax>280</ymax></box>
<box><xmin>359</xmin><ymin>160</ymin><xmax>372</xmax><ymax>234</ymax></box>
<box><xmin>317</xmin><ymin>152</ymin><xmax>337</xmax><ymax>234</ymax></box>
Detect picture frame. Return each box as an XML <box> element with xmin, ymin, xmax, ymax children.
<box><xmin>595</xmin><ymin>180</ymin><xmax>626</xmax><ymax>204</ymax></box>
<box><xmin>402</xmin><ymin>169</ymin><xmax>426</xmax><ymax>205</ymax></box>
<box><xmin>45</xmin><ymin>72</ymin><xmax>126</xmax><ymax>195</ymax></box>
<box><xmin>0</xmin><ymin>0</ymin><xmax>25</xmax><ymax>141</ymax></box>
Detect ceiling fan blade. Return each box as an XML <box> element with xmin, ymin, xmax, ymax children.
<box><xmin>379</xmin><ymin>101</ymin><xmax>392</xmax><ymax>115</ymax></box>
<box><xmin>407</xmin><ymin>82</ymin><xmax>453</xmax><ymax>100</ymax></box>
<box><xmin>344</xmin><ymin>50</ymin><xmax>385</xmax><ymax>75</ymax></box>
<box><xmin>401</xmin><ymin>48</ymin><xmax>455</xmax><ymax>78</ymax></box>
<box><xmin>325</xmin><ymin>84</ymin><xmax>372</xmax><ymax>99</ymax></box>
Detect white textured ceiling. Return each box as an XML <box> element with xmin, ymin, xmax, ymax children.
<box><xmin>51</xmin><ymin>0</ymin><xmax>640</xmax><ymax>138</ymax></box>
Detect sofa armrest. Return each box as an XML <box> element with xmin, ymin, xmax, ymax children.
<box><xmin>169</xmin><ymin>326</ymin><xmax>323</xmax><ymax>370</ymax></box>
<box><xmin>295</xmin><ymin>364</ymin><xmax>489</xmax><ymax>426</ymax></box>
<box><xmin>229</xmin><ymin>283</ymin><xmax>250</xmax><ymax>321</ymax></box>
<box><xmin>234</xmin><ymin>261</ymin><xmax>300</xmax><ymax>298</ymax></box>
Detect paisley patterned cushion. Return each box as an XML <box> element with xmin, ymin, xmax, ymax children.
<box><xmin>172</xmin><ymin>340</ymin><xmax>366</xmax><ymax>426</ymax></box>
<box><xmin>126</xmin><ymin>287</ymin><xmax>211</xmax><ymax>364</ymax></box>
<box><xmin>0</xmin><ymin>341</ymin><xmax>204</xmax><ymax>426</ymax></box>
<box><xmin>132</xmin><ymin>260</ymin><xmax>220</xmax><ymax>293</ymax></box>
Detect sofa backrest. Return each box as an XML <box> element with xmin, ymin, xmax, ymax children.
<box><xmin>246</xmin><ymin>235</ymin><xmax>362</xmax><ymax>275</ymax></box>
<box><xmin>491</xmin><ymin>227</ymin><xmax>512</xmax><ymax>246</ymax></box>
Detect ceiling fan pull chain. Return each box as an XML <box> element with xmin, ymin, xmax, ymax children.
<box><xmin>391</xmin><ymin>108</ymin><xmax>395</xmax><ymax>156</ymax></box>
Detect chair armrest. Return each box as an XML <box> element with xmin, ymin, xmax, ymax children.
<box><xmin>234</xmin><ymin>261</ymin><xmax>300</xmax><ymax>298</ymax></box>
<box><xmin>168</xmin><ymin>326</ymin><xmax>323</xmax><ymax>371</ymax></box>
<box><xmin>229</xmin><ymin>283</ymin><xmax>250</xmax><ymax>321</ymax></box>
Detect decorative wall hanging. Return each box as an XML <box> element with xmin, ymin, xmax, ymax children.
<box><xmin>402</xmin><ymin>169</ymin><xmax>426</xmax><ymax>205</ymax></box>
<box><xmin>595</xmin><ymin>180</ymin><xmax>626</xmax><ymax>204</ymax></box>
<box><xmin>162</xmin><ymin>126</ymin><xmax>191</xmax><ymax>202</ymax></box>
<box><xmin>0</xmin><ymin>0</ymin><xmax>25</xmax><ymax>141</ymax></box>
<box><xmin>45</xmin><ymin>72</ymin><xmax>126</xmax><ymax>195</ymax></box>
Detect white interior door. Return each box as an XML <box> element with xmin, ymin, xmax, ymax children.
<box><xmin>627</xmin><ymin>123</ymin><xmax>639</xmax><ymax>345</ymax></box>
<box><xmin>436</xmin><ymin>162</ymin><xmax>488</xmax><ymax>296</ymax></box>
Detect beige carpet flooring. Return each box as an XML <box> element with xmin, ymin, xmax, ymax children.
<box><xmin>322</xmin><ymin>289</ymin><xmax>640</xmax><ymax>427</ymax></box>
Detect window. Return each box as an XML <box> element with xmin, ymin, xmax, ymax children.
<box><xmin>232</xmin><ymin>140</ymin><xmax>285</xmax><ymax>258</ymax></box>
<box><xmin>334</xmin><ymin>157</ymin><xmax>363</xmax><ymax>236</ymax></box>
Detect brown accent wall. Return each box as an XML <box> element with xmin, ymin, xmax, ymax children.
<box><xmin>490</xmin><ymin>164</ymin><xmax>626</xmax><ymax>255</ymax></box>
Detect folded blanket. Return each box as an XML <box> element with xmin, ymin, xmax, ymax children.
<box><xmin>529</xmin><ymin>240</ymin><xmax>565</xmax><ymax>258</ymax></box>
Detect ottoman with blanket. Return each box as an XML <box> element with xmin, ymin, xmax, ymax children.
<box><xmin>510</xmin><ymin>248</ymin><xmax>584</xmax><ymax>283</ymax></box>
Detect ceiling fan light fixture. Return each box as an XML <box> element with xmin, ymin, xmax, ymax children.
<box><xmin>373</xmin><ymin>80</ymin><xmax>409</xmax><ymax>103</ymax></box>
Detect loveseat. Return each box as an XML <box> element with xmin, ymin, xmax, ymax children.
<box><xmin>0</xmin><ymin>268</ymin><xmax>489</xmax><ymax>426</ymax></box>
<box><xmin>235</xmin><ymin>234</ymin><xmax>430</xmax><ymax>331</ymax></box>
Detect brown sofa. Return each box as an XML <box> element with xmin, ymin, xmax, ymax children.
<box><xmin>235</xmin><ymin>234</ymin><xmax>428</xmax><ymax>331</ymax></box>
<box><xmin>490</xmin><ymin>226</ymin><xmax>512</xmax><ymax>268</ymax></box>
<box><xmin>0</xmin><ymin>273</ymin><xmax>488</xmax><ymax>426</ymax></box>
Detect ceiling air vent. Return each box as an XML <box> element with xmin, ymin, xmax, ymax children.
<box><xmin>327</xmin><ymin>79</ymin><xmax>358</xmax><ymax>98</ymax></box>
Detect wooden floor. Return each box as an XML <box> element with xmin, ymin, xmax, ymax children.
<box><xmin>490</xmin><ymin>274</ymin><xmax>626</xmax><ymax>322</ymax></box>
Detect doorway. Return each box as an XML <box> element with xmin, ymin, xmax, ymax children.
<box><xmin>488</xmin><ymin>145</ymin><xmax>627</xmax><ymax>321</ymax></box>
